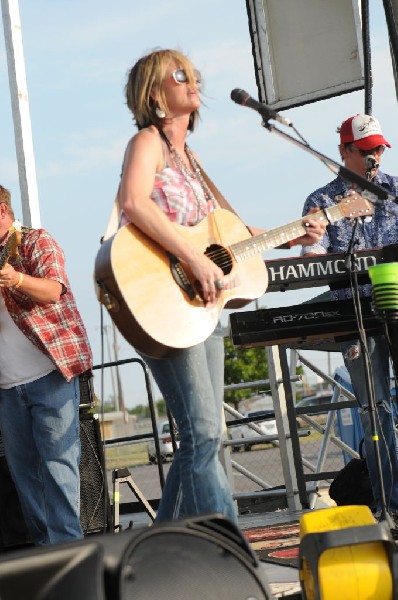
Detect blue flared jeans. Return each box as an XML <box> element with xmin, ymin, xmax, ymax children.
<box><xmin>142</xmin><ymin>325</ymin><xmax>237</xmax><ymax>524</ymax></box>
<box><xmin>0</xmin><ymin>370</ymin><xmax>83</xmax><ymax>544</ymax></box>
<box><xmin>341</xmin><ymin>334</ymin><xmax>398</xmax><ymax>513</ymax></box>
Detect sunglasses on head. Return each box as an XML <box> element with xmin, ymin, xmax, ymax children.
<box><xmin>172</xmin><ymin>68</ymin><xmax>202</xmax><ymax>85</ymax></box>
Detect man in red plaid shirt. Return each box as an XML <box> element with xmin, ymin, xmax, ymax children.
<box><xmin>0</xmin><ymin>184</ymin><xmax>92</xmax><ymax>545</ymax></box>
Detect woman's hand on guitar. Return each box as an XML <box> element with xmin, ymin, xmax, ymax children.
<box><xmin>189</xmin><ymin>252</ymin><xmax>224</xmax><ymax>305</ymax></box>
<box><xmin>247</xmin><ymin>209</ymin><xmax>326</xmax><ymax>249</ymax></box>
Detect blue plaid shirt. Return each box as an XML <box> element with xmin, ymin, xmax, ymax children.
<box><xmin>301</xmin><ymin>171</ymin><xmax>398</xmax><ymax>300</ymax></box>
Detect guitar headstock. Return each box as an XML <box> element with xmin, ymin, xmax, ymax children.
<box><xmin>0</xmin><ymin>227</ymin><xmax>22</xmax><ymax>269</ymax></box>
<box><xmin>7</xmin><ymin>226</ymin><xmax>22</xmax><ymax>258</ymax></box>
<box><xmin>335</xmin><ymin>191</ymin><xmax>374</xmax><ymax>220</ymax></box>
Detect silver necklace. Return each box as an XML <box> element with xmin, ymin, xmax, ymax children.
<box><xmin>170</xmin><ymin>144</ymin><xmax>216</xmax><ymax>220</ymax></box>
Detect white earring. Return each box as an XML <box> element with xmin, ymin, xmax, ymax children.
<box><xmin>155</xmin><ymin>106</ymin><xmax>166</xmax><ymax>119</ymax></box>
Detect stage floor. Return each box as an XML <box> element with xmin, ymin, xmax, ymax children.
<box><xmin>239</xmin><ymin>509</ymin><xmax>303</xmax><ymax>599</ymax></box>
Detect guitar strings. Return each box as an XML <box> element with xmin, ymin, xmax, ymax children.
<box><xmin>195</xmin><ymin>197</ymin><xmax>370</xmax><ymax>274</ymax></box>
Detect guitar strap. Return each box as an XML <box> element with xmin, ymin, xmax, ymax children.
<box><xmin>102</xmin><ymin>184</ymin><xmax>121</xmax><ymax>242</ymax></box>
<box><xmin>198</xmin><ymin>165</ymin><xmax>254</xmax><ymax>237</ymax></box>
<box><xmin>197</xmin><ymin>166</ymin><xmax>239</xmax><ymax>216</ymax></box>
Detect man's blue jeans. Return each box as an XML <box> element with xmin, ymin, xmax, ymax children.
<box><xmin>0</xmin><ymin>370</ymin><xmax>83</xmax><ymax>544</ymax></box>
<box><xmin>341</xmin><ymin>334</ymin><xmax>398</xmax><ymax>513</ymax></box>
<box><xmin>143</xmin><ymin>325</ymin><xmax>237</xmax><ymax>524</ymax></box>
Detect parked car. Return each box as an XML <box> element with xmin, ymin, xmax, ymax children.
<box><xmin>229</xmin><ymin>406</ymin><xmax>278</xmax><ymax>452</ymax></box>
<box><xmin>295</xmin><ymin>392</ymin><xmax>334</xmax><ymax>428</ymax></box>
<box><xmin>147</xmin><ymin>420</ymin><xmax>179</xmax><ymax>464</ymax></box>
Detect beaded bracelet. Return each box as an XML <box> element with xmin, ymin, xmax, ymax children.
<box><xmin>14</xmin><ymin>272</ymin><xmax>24</xmax><ymax>289</ymax></box>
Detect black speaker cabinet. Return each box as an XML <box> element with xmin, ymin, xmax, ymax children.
<box><xmin>0</xmin><ymin>539</ymin><xmax>105</xmax><ymax>600</ymax></box>
<box><xmin>0</xmin><ymin>412</ymin><xmax>112</xmax><ymax>549</ymax></box>
<box><xmin>0</xmin><ymin>454</ymin><xmax>32</xmax><ymax>549</ymax></box>
<box><xmin>79</xmin><ymin>412</ymin><xmax>112</xmax><ymax>535</ymax></box>
<box><xmin>0</xmin><ymin>515</ymin><xmax>273</xmax><ymax>600</ymax></box>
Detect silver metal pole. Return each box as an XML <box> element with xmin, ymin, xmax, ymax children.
<box><xmin>1</xmin><ymin>0</ymin><xmax>40</xmax><ymax>226</ymax></box>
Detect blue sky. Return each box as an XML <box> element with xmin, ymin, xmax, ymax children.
<box><xmin>1</xmin><ymin>2</ymin><xmax>397</xmax><ymax>407</ymax></box>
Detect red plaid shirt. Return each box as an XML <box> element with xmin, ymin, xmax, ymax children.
<box><xmin>1</xmin><ymin>227</ymin><xmax>92</xmax><ymax>382</ymax></box>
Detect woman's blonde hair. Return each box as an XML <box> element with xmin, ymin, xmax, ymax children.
<box><xmin>125</xmin><ymin>48</ymin><xmax>200</xmax><ymax>132</ymax></box>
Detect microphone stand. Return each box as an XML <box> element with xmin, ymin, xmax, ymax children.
<box><xmin>258</xmin><ymin>117</ymin><xmax>393</xmax><ymax>524</ymax></box>
<box><xmin>345</xmin><ymin>219</ymin><xmax>390</xmax><ymax>523</ymax></box>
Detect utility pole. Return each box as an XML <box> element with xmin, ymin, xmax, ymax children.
<box><xmin>102</xmin><ymin>325</ymin><xmax>118</xmax><ymax>410</ymax></box>
<box><xmin>112</xmin><ymin>323</ymin><xmax>126</xmax><ymax>415</ymax></box>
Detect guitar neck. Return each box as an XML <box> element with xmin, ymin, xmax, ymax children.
<box><xmin>231</xmin><ymin>205</ymin><xmax>345</xmax><ymax>261</ymax></box>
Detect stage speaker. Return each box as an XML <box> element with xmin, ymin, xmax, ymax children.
<box><xmin>246</xmin><ymin>0</ymin><xmax>364</xmax><ymax>109</ymax></box>
<box><xmin>99</xmin><ymin>514</ymin><xmax>273</xmax><ymax>599</ymax></box>
<box><xmin>79</xmin><ymin>412</ymin><xmax>112</xmax><ymax>535</ymax></box>
<box><xmin>0</xmin><ymin>540</ymin><xmax>105</xmax><ymax>600</ymax></box>
<box><xmin>0</xmin><ymin>515</ymin><xmax>273</xmax><ymax>600</ymax></box>
<box><xmin>79</xmin><ymin>371</ymin><xmax>112</xmax><ymax>534</ymax></box>
<box><xmin>0</xmin><ymin>412</ymin><xmax>111</xmax><ymax>549</ymax></box>
<box><xmin>0</xmin><ymin>454</ymin><xmax>32</xmax><ymax>549</ymax></box>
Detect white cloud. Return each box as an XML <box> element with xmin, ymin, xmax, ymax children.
<box><xmin>38</xmin><ymin>129</ymin><xmax>127</xmax><ymax>178</ymax></box>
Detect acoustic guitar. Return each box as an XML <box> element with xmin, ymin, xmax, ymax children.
<box><xmin>95</xmin><ymin>195</ymin><xmax>372</xmax><ymax>358</ymax></box>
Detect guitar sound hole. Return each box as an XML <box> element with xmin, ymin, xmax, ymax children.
<box><xmin>205</xmin><ymin>244</ymin><xmax>232</xmax><ymax>275</ymax></box>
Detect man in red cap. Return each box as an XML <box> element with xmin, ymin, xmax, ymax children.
<box><xmin>301</xmin><ymin>114</ymin><xmax>398</xmax><ymax>527</ymax></box>
<box><xmin>339</xmin><ymin>114</ymin><xmax>391</xmax><ymax>149</ymax></box>
<box><xmin>338</xmin><ymin>114</ymin><xmax>391</xmax><ymax>179</ymax></box>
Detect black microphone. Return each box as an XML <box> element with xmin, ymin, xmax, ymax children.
<box><xmin>230</xmin><ymin>88</ymin><xmax>292</xmax><ymax>127</ymax></box>
<box><xmin>365</xmin><ymin>155</ymin><xmax>379</xmax><ymax>170</ymax></box>
<box><xmin>365</xmin><ymin>155</ymin><xmax>379</xmax><ymax>182</ymax></box>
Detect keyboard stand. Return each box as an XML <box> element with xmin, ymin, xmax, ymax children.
<box><xmin>112</xmin><ymin>467</ymin><xmax>156</xmax><ymax>530</ymax></box>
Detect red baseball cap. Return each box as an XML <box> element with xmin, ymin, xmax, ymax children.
<box><xmin>338</xmin><ymin>114</ymin><xmax>391</xmax><ymax>150</ymax></box>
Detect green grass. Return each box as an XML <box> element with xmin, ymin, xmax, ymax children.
<box><xmin>104</xmin><ymin>429</ymin><xmax>323</xmax><ymax>469</ymax></box>
<box><xmin>104</xmin><ymin>443</ymin><xmax>148</xmax><ymax>469</ymax></box>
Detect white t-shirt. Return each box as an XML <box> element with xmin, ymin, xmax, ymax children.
<box><xmin>0</xmin><ymin>293</ymin><xmax>55</xmax><ymax>389</ymax></box>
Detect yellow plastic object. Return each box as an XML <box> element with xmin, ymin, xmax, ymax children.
<box><xmin>299</xmin><ymin>505</ymin><xmax>393</xmax><ymax>600</ymax></box>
